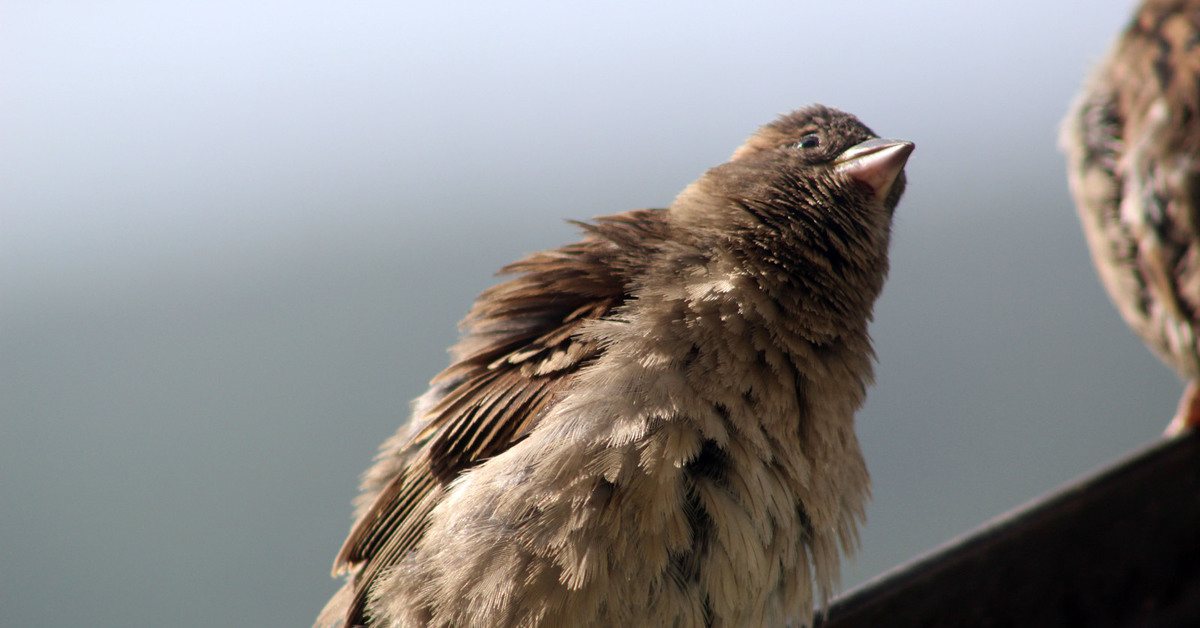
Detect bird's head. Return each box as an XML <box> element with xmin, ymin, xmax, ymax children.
<box><xmin>728</xmin><ymin>105</ymin><xmax>911</xmax><ymax>212</ymax></box>
<box><xmin>670</xmin><ymin>105</ymin><xmax>913</xmax><ymax>278</ymax></box>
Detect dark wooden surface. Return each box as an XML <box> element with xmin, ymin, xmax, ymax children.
<box><xmin>816</xmin><ymin>431</ymin><xmax>1200</xmax><ymax>627</ymax></box>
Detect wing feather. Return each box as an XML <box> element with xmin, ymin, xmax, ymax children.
<box><xmin>318</xmin><ymin>209</ymin><xmax>669</xmax><ymax>627</ymax></box>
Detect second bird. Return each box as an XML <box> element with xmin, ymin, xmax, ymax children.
<box><xmin>1062</xmin><ymin>0</ymin><xmax>1200</xmax><ymax>434</ymax></box>
<box><xmin>318</xmin><ymin>105</ymin><xmax>914</xmax><ymax>628</ymax></box>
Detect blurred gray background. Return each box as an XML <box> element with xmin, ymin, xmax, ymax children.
<box><xmin>2</xmin><ymin>1</ymin><xmax>1171</xmax><ymax>626</ymax></box>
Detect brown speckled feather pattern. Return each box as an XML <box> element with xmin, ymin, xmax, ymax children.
<box><xmin>328</xmin><ymin>211</ymin><xmax>669</xmax><ymax>626</ymax></box>
<box><xmin>1063</xmin><ymin>0</ymin><xmax>1200</xmax><ymax>378</ymax></box>
<box><xmin>318</xmin><ymin>105</ymin><xmax>912</xmax><ymax>628</ymax></box>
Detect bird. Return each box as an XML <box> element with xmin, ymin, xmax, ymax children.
<box><xmin>316</xmin><ymin>105</ymin><xmax>913</xmax><ymax>628</ymax></box>
<box><xmin>1062</xmin><ymin>0</ymin><xmax>1200</xmax><ymax>435</ymax></box>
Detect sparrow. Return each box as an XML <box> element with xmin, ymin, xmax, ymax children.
<box><xmin>317</xmin><ymin>105</ymin><xmax>913</xmax><ymax>628</ymax></box>
<box><xmin>1062</xmin><ymin>0</ymin><xmax>1200</xmax><ymax>434</ymax></box>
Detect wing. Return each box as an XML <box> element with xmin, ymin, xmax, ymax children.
<box><xmin>317</xmin><ymin>209</ymin><xmax>670</xmax><ymax>628</ymax></box>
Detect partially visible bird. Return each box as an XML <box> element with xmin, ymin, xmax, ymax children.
<box><xmin>1062</xmin><ymin>0</ymin><xmax>1200</xmax><ymax>435</ymax></box>
<box><xmin>317</xmin><ymin>105</ymin><xmax>913</xmax><ymax>628</ymax></box>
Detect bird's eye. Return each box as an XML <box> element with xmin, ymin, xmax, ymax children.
<box><xmin>795</xmin><ymin>134</ymin><xmax>822</xmax><ymax>149</ymax></box>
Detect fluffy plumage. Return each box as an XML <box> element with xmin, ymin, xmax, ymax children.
<box><xmin>1062</xmin><ymin>0</ymin><xmax>1200</xmax><ymax>433</ymax></box>
<box><xmin>318</xmin><ymin>105</ymin><xmax>913</xmax><ymax>628</ymax></box>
